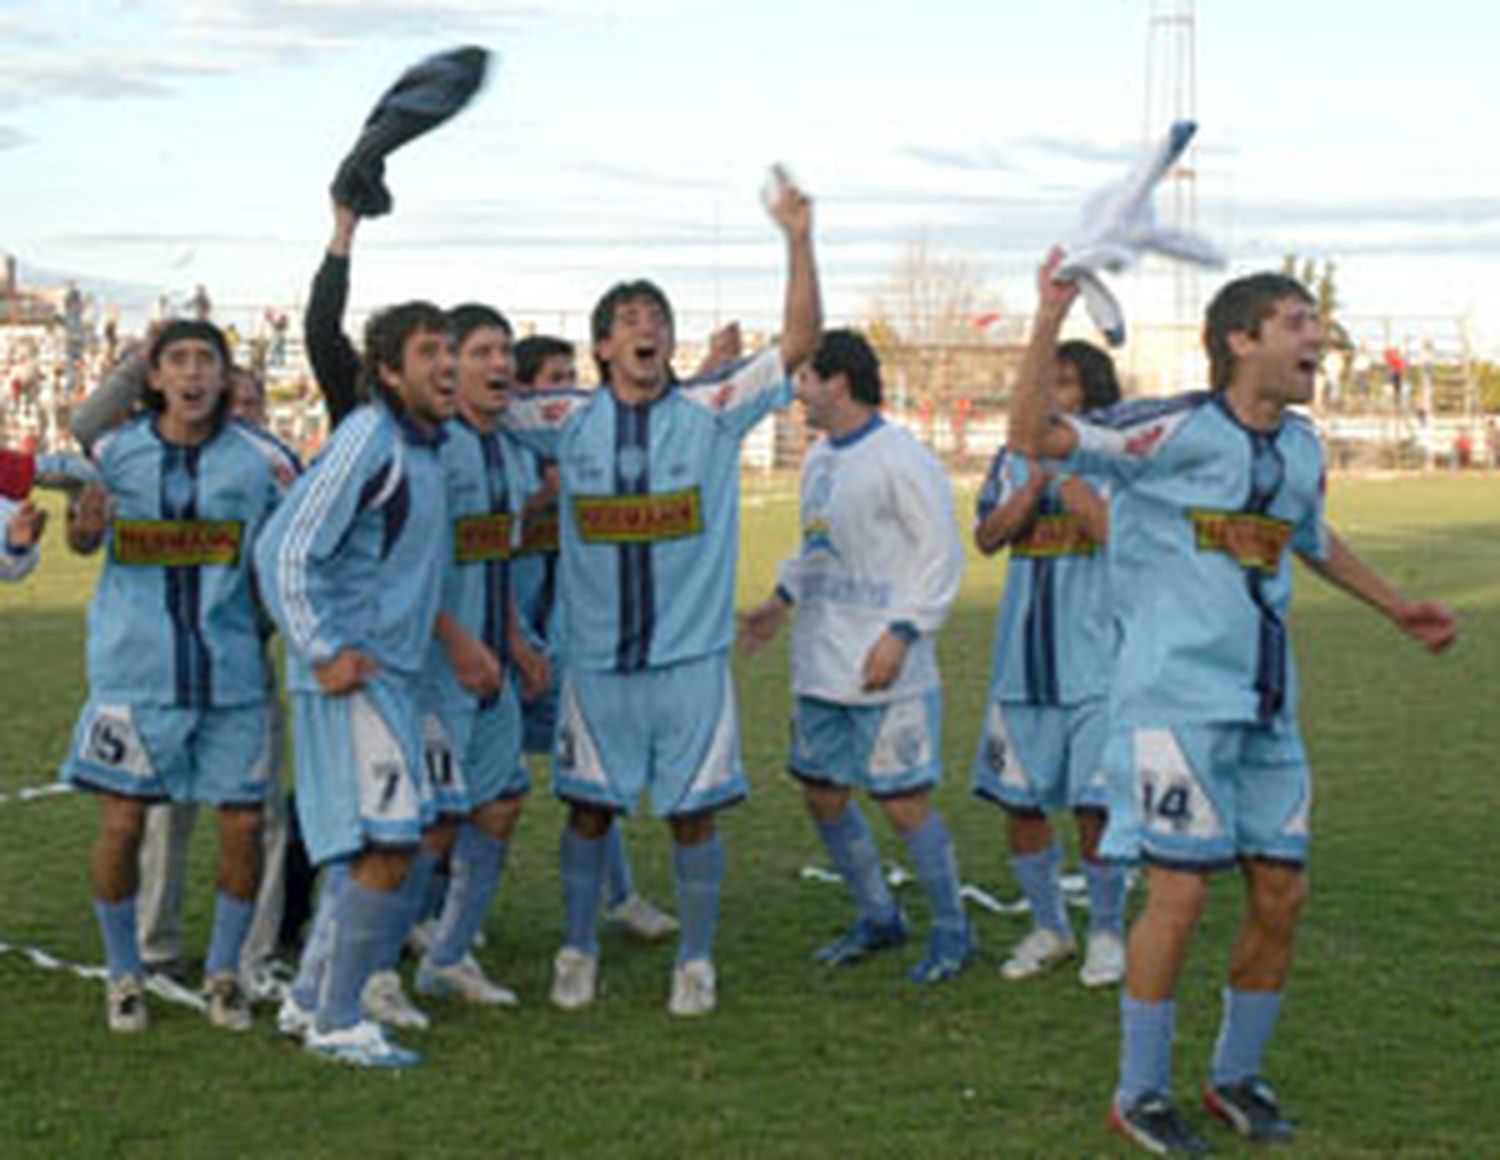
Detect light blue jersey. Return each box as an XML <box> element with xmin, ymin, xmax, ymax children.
<box><xmin>84</xmin><ymin>416</ymin><xmax>298</xmax><ymax>707</ymax></box>
<box><xmin>1065</xmin><ymin>392</ymin><xmax>1328</xmax><ymax>728</ymax></box>
<box><xmin>419</xmin><ymin>416</ymin><xmax>533</xmax><ymax>708</ymax></box>
<box><xmin>255</xmin><ymin>403</ymin><xmax>448</xmax><ymax>691</ymax></box>
<box><xmin>504</xmin><ymin>347</ymin><xmax>790</xmax><ymax>673</ymax></box>
<box><xmin>976</xmin><ymin>448</ymin><xmax>1112</xmax><ymax>706</ymax></box>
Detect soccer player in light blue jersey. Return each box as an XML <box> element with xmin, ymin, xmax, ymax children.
<box><xmin>503</xmin><ymin>172</ymin><xmax>822</xmax><ymax>1016</ymax></box>
<box><xmin>256</xmin><ymin>301</ymin><xmax>456</xmax><ymax>1068</ymax></box>
<box><xmin>973</xmin><ymin>339</ymin><xmax>1127</xmax><ymax>988</ymax></box>
<box><xmin>1010</xmin><ymin>250</ymin><xmax>1457</xmax><ymax>1155</ymax></box>
<box><xmin>740</xmin><ymin>330</ymin><xmax>971</xmax><ymax>984</ymax></box>
<box><xmin>407</xmin><ymin>303</ymin><xmax>550</xmax><ymax>1009</ymax></box>
<box><xmin>60</xmin><ymin>319</ymin><xmax>299</xmax><ymax>1035</ymax></box>
<box><xmin>510</xmin><ymin>334</ymin><xmax>680</xmax><ymax>943</ymax></box>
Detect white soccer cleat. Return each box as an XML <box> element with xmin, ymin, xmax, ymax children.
<box><xmin>1079</xmin><ymin>930</ymin><xmax>1126</xmax><ymax>988</ymax></box>
<box><xmin>204</xmin><ymin>971</ymin><xmax>253</xmax><ymax>1032</ymax></box>
<box><xmin>605</xmin><ymin>894</ymin><xmax>680</xmax><ymax>942</ymax></box>
<box><xmin>667</xmin><ymin>958</ymin><xmax>717</xmax><ymax>1018</ymax></box>
<box><xmin>361</xmin><ymin>969</ymin><xmax>431</xmax><ymax>1030</ymax></box>
<box><xmin>416</xmin><ymin>954</ymin><xmax>519</xmax><ymax>1006</ymax></box>
<box><xmin>106</xmin><ymin>973</ymin><xmax>148</xmax><ymax>1033</ymax></box>
<box><xmin>999</xmin><ymin>926</ymin><xmax>1078</xmax><ymax>981</ymax></box>
<box><xmin>304</xmin><ymin>1018</ymin><xmax>420</xmax><ymax>1069</ymax></box>
<box><xmin>549</xmin><ymin>947</ymin><xmax>598</xmax><ymax>1011</ymax></box>
<box><xmin>276</xmin><ymin>994</ymin><xmax>316</xmax><ymax>1040</ymax></box>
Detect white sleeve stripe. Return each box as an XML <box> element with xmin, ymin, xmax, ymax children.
<box><xmin>277</xmin><ymin>411</ymin><xmax>379</xmax><ymax>655</ymax></box>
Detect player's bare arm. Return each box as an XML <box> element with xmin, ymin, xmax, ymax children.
<box><xmin>974</xmin><ymin>464</ymin><xmax>1051</xmax><ymax>555</ymax></box>
<box><xmin>313</xmin><ymin>648</ymin><xmax>379</xmax><ymax>695</ymax></box>
<box><xmin>737</xmin><ymin>590</ymin><xmax>792</xmax><ymax>656</ymax></box>
<box><xmin>435</xmin><ymin>609</ymin><xmax>502</xmax><ymax>698</ymax></box>
<box><xmin>6</xmin><ymin>501</ymin><xmax>47</xmax><ymax>552</ymax></box>
<box><xmin>1299</xmin><ymin>525</ymin><xmax>1458</xmax><ymax>653</ymax></box>
<box><xmin>766</xmin><ymin>169</ymin><xmax>822</xmax><ymax>371</ymax></box>
<box><xmin>66</xmin><ymin>482</ymin><xmax>111</xmax><ymax>555</ymax></box>
<box><xmin>505</xmin><ymin>600</ymin><xmax>550</xmax><ymax>701</ymax></box>
<box><xmin>1010</xmin><ymin>249</ymin><xmax>1083</xmax><ymax>461</ymax></box>
<box><xmin>860</xmin><ymin>630</ymin><xmax>910</xmax><ymax>693</ymax></box>
<box><xmin>1057</xmin><ymin>475</ymin><xmax>1109</xmax><ymax>545</ymax></box>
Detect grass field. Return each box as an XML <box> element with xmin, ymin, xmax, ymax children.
<box><xmin>0</xmin><ymin>472</ymin><xmax>1497</xmax><ymax>1157</ymax></box>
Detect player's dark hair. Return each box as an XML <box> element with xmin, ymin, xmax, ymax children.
<box><xmin>811</xmin><ymin>328</ymin><xmax>882</xmax><ymax>406</ymax></box>
<box><xmin>447</xmin><ymin>303</ymin><xmax>512</xmax><ymax>352</ymax></box>
<box><xmin>141</xmin><ymin>319</ymin><xmax>232</xmax><ymax>429</ymax></box>
<box><xmin>514</xmin><ymin>335</ymin><xmax>574</xmax><ymax>386</ymax></box>
<box><xmin>362</xmin><ymin>300</ymin><xmax>448</xmax><ymax>413</ymax></box>
<box><xmin>1204</xmin><ymin>273</ymin><xmax>1314</xmax><ymax>393</ymax></box>
<box><xmin>1057</xmin><ymin>339</ymin><xmax>1120</xmax><ymax>411</ymax></box>
<box><xmin>590</xmin><ymin>280</ymin><xmax>674</xmax><ymax>382</ymax></box>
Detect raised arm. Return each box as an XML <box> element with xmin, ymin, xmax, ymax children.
<box><xmin>305</xmin><ymin>200</ymin><xmax>364</xmax><ymax>427</ymax></box>
<box><xmin>765</xmin><ymin>169</ymin><xmax>822</xmax><ymax>371</ymax></box>
<box><xmin>1298</xmin><ymin>525</ymin><xmax>1457</xmax><ymax>653</ymax></box>
<box><xmin>1010</xmin><ymin>249</ymin><xmax>1082</xmax><ymax>461</ymax></box>
<box><xmin>71</xmin><ymin>342</ymin><xmax>149</xmax><ymax>452</ymax></box>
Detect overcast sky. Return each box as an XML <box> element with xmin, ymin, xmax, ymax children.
<box><xmin>3</xmin><ymin>1</ymin><xmax>1498</xmax><ymax>353</ymax></box>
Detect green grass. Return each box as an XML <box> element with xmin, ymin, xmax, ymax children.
<box><xmin>1</xmin><ymin>473</ymin><xmax>1498</xmax><ymax>1157</ymax></box>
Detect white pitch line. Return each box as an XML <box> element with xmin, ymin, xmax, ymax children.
<box><xmin>0</xmin><ymin>939</ymin><xmax>206</xmax><ymax>1011</ymax></box>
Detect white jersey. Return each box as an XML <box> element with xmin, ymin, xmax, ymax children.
<box><xmin>0</xmin><ymin>497</ymin><xmax>40</xmax><ymax>582</ymax></box>
<box><xmin>777</xmin><ymin>416</ymin><xmax>963</xmax><ymax>705</ymax></box>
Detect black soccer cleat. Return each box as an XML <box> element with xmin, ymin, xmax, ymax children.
<box><xmin>1202</xmin><ymin>1076</ymin><xmax>1296</xmax><ymax>1143</ymax></box>
<box><xmin>1109</xmin><ymin>1091</ymin><xmax>1212</xmax><ymax>1156</ymax></box>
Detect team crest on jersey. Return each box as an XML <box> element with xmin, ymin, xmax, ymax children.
<box><xmin>1013</xmin><ymin>513</ymin><xmax>1098</xmax><ymax>558</ymax></box>
<box><xmin>615</xmin><ymin>445</ymin><xmax>647</xmax><ymax>483</ymax></box>
<box><xmin>573</xmin><ymin>487</ymin><xmax>703</xmax><ymax>543</ymax></box>
<box><xmin>800</xmin><ymin>517</ymin><xmax>839</xmax><ymax>559</ymax></box>
<box><xmin>453</xmin><ymin>512</ymin><xmax>515</xmax><ymax>563</ymax></box>
<box><xmin>113</xmin><ymin>519</ymin><xmax>243</xmax><ymax>567</ymax></box>
<box><xmin>1186</xmin><ymin>508</ymin><xmax>1292</xmax><ymax>573</ymax></box>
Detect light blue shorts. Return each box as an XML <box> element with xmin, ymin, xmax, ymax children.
<box><xmin>788</xmin><ymin>691</ymin><xmax>943</xmax><ymax>798</ymax></box>
<box><xmin>291</xmin><ymin>677</ymin><xmax>434</xmax><ymax>867</ymax></box>
<box><xmin>553</xmin><ymin>652</ymin><xmax>744</xmax><ymax>818</ymax></box>
<box><xmin>971</xmin><ymin>698</ymin><xmax>1108</xmax><ymax>815</ymax></box>
<box><xmin>422</xmin><ymin>683</ymin><xmax>529</xmax><ymax>814</ymax></box>
<box><xmin>1099</xmin><ymin>722</ymin><xmax>1311</xmax><ymax>869</ymax></box>
<box><xmin>62</xmin><ymin>697</ymin><xmax>271</xmax><ymax>806</ymax></box>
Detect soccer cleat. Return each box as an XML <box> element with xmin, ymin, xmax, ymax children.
<box><xmin>245</xmin><ymin>958</ymin><xmax>295</xmax><ymax>1004</ymax></box>
<box><xmin>404</xmin><ymin>918</ymin><xmax>438</xmax><ymax>959</ymax></box>
<box><xmin>605</xmin><ymin>894</ymin><xmax>680</xmax><ymax>942</ymax></box>
<box><xmin>813</xmin><ymin>911</ymin><xmax>909</xmax><ymax>966</ymax></box>
<box><xmin>549</xmin><ymin>947</ymin><xmax>599</xmax><ymax>1011</ymax></box>
<box><xmin>361</xmin><ymin>969</ymin><xmax>431</xmax><ymax>1031</ymax></box>
<box><xmin>1079</xmin><ymin>930</ymin><xmax>1127</xmax><ymax>988</ymax></box>
<box><xmin>204</xmin><ymin>971</ymin><xmax>253</xmax><ymax>1032</ymax></box>
<box><xmin>304</xmin><ymin>1018</ymin><xmax>420</xmax><ymax>1069</ymax></box>
<box><xmin>1202</xmin><ymin>1077</ymin><xmax>1296</xmax><ymax>1142</ymax></box>
<box><xmin>1110</xmin><ymin>1092</ymin><xmax>1212</xmax><ymax>1156</ymax></box>
<box><xmin>276</xmin><ymin>994</ymin><xmax>316</xmax><ymax>1041</ymax></box>
<box><xmin>415</xmin><ymin>954</ymin><xmax>519</xmax><ymax>1006</ymax></box>
<box><xmin>909</xmin><ymin>918</ymin><xmax>975</xmax><ymax>984</ymax></box>
<box><xmin>1000</xmin><ymin>926</ymin><xmax>1078</xmax><ymax>981</ymax></box>
<box><xmin>106</xmin><ymin>974</ymin><xmax>148</xmax><ymax>1033</ymax></box>
<box><xmin>667</xmin><ymin>958</ymin><xmax>717</xmax><ymax>1017</ymax></box>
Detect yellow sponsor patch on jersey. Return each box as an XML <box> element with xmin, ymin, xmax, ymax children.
<box><xmin>113</xmin><ymin>519</ymin><xmax>244</xmax><ymax>567</ymax></box>
<box><xmin>519</xmin><ymin>507</ymin><xmax>560</xmax><ymax>555</ymax></box>
<box><xmin>454</xmin><ymin>513</ymin><xmax>516</xmax><ymax>563</ymax></box>
<box><xmin>1187</xmin><ymin>508</ymin><xmax>1292</xmax><ymax>573</ymax></box>
<box><xmin>573</xmin><ymin>487</ymin><xmax>703</xmax><ymax>544</ymax></box>
<box><xmin>1012</xmin><ymin>513</ymin><xmax>1099</xmax><ymax>558</ymax></box>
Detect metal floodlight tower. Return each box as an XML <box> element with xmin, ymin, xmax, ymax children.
<box><xmin>1144</xmin><ymin>0</ymin><xmax>1200</xmax><ymax>386</ymax></box>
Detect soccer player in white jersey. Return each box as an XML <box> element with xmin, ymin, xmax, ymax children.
<box><xmin>60</xmin><ymin>320</ymin><xmax>299</xmax><ymax>1034</ymax></box>
<box><xmin>972</xmin><ymin>339</ymin><xmax>1127</xmax><ymax>987</ymax></box>
<box><xmin>502</xmin><ymin>173</ymin><xmax>821</xmax><ymax>1016</ymax></box>
<box><xmin>1010</xmin><ymin>250</ymin><xmax>1457</xmax><ymax>1154</ymax></box>
<box><xmin>739</xmin><ymin>330</ymin><xmax>971</xmax><ymax>982</ymax></box>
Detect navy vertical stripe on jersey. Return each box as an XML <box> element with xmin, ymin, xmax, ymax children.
<box><xmin>159</xmin><ymin>441</ymin><xmax>214</xmax><ymax>708</ymax></box>
<box><xmin>1022</xmin><ymin>497</ymin><xmax>1062</xmax><ymax>706</ymax></box>
<box><xmin>479</xmin><ymin>431</ymin><xmax>512</xmax><ymax>709</ymax></box>
<box><xmin>614</xmin><ymin>402</ymin><xmax>654</xmax><ymax>673</ymax></box>
<box><xmin>1242</xmin><ymin>421</ymin><xmax>1289</xmax><ymax>724</ymax></box>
